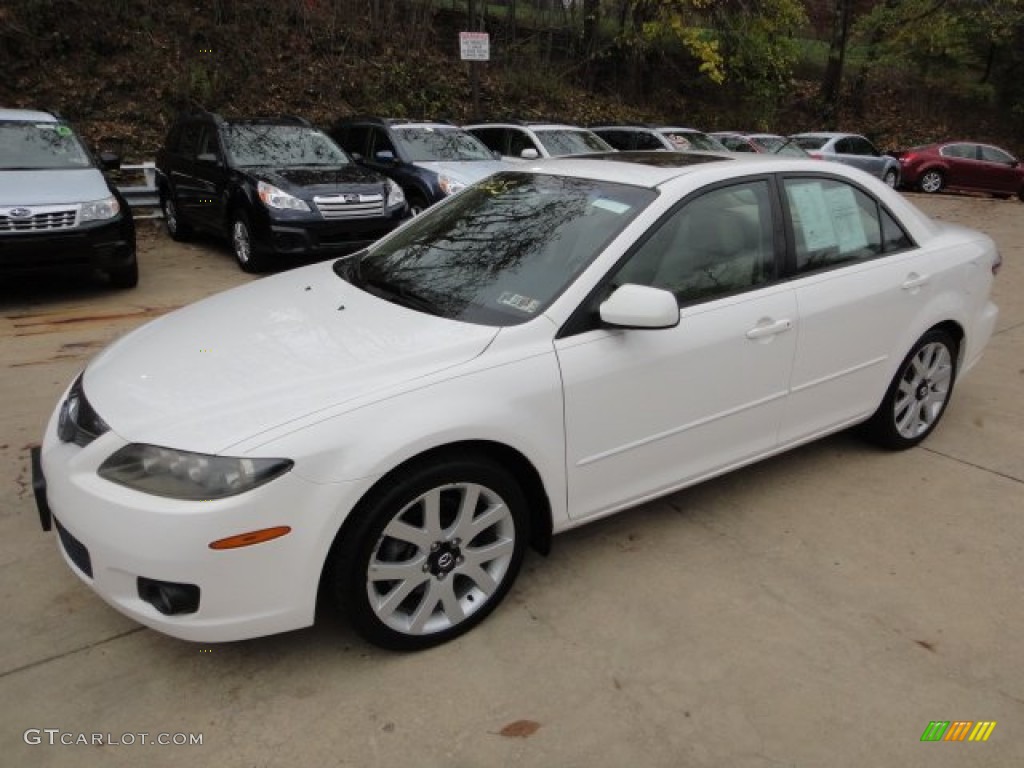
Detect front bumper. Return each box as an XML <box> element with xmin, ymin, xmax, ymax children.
<box><xmin>253</xmin><ymin>207</ymin><xmax>408</xmax><ymax>259</ymax></box>
<box><xmin>34</xmin><ymin>405</ymin><xmax>373</xmax><ymax>642</ymax></box>
<box><xmin>0</xmin><ymin>214</ymin><xmax>135</xmax><ymax>273</ymax></box>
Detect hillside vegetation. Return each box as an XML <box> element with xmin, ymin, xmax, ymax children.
<box><xmin>1</xmin><ymin>0</ymin><xmax>1021</xmax><ymax>160</ymax></box>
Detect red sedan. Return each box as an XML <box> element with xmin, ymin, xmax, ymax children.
<box><xmin>896</xmin><ymin>141</ymin><xmax>1024</xmax><ymax>200</ymax></box>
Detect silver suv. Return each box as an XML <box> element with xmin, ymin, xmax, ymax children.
<box><xmin>0</xmin><ymin>109</ymin><xmax>137</xmax><ymax>288</ymax></box>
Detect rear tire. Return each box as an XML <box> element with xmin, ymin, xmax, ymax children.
<box><xmin>918</xmin><ymin>170</ymin><xmax>944</xmax><ymax>194</ymax></box>
<box><xmin>882</xmin><ymin>168</ymin><xmax>898</xmax><ymax>188</ymax></box>
<box><xmin>863</xmin><ymin>329</ymin><xmax>957</xmax><ymax>450</ymax></box>
<box><xmin>161</xmin><ymin>191</ymin><xmax>191</xmax><ymax>241</ymax></box>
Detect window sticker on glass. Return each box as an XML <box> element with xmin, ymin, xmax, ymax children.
<box><xmin>787</xmin><ymin>181</ymin><xmax>837</xmax><ymax>252</ymax></box>
<box><xmin>824</xmin><ymin>184</ymin><xmax>869</xmax><ymax>253</ymax></box>
<box><xmin>498</xmin><ymin>292</ymin><xmax>541</xmax><ymax>313</ymax></box>
<box><xmin>592</xmin><ymin>198</ymin><xmax>631</xmax><ymax>215</ymax></box>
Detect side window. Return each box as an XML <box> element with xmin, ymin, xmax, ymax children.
<box><xmin>196</xmin><ymin>126</ymin><xmax>222</xmax><ymax>162</ymax></box>
<box><xmin>176</xmin><ymin>121</ymin><xmax>203</xmax><ymax>158</ymax></box>
<box><xmin>597</xmin><ymin>131</ymin><xmax>631</xmax><ymax>151</ymax></box>
<box><xmin>784</xmin><ymin>178</ymin><xmax>884</xmax><ymax>272</ymax></box>
<box><xmin>368</xmin><ymin>128</ymin><xmax>397</xmax><ymax>161</ymax></box>
<box><xmin>610</xmin><ymin>180</ymin><xmax>776</xmax><ymax>305</ymax></box>
<box><xmin>470</xmin><ymin>128</ymin><xmax>503</xmax><ymax>154</ymax></box>
<box><xmin>634</xmin><ymin>131</ymin><xmax>665</xmax><ymax>151</ymax></box>
<box><xmin>980</xmin><ymin>145</ymin><xmax>1013</xmax><ymax>164</ymax></box>
<box><xmin>834</xmin><ymin>138</ymin><xmax>853</xmax><ymax>154</ymax></box>
<box><xmin>507</xmin><ymin>129</ymin><xmax>537</xmax><ymax>158</ymax></box>
<box><xmin>849</xmin><ymin>137</ymin><xmax>877</xmax><ymax>156</ymax></box>
<box><xmin>337</xmin><ymin>125</ymin><xmax>368</xmax><ymax>157</ymax></box>
<box><xmin>881</xmin><ymin>208</ymin><xmax>913</xmax><ymax>252</ymax></box>
<box><xmin>944</xmin><ymin>144</ymin><xmax>973</xmax><ymax>159</ymax></box>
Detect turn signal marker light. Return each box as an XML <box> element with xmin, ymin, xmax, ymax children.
<box><xmin>209</xmin><ymin>526</ymin><xmax>291</xmax><ymax>550</ymax></box>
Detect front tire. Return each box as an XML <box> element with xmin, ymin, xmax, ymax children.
<box><xmin>863</xmin><ymin>329</ymin><xmax>957</xmax><ymax>450</ymax></box>
<box><xmin>883</xmin><ymin>168</ymin><xmax>898</xmax><ymax>188</ymax></box>
<box><xmin>231</xmin><ymin>210</ymin><xmax>266</xmax><ymax>273</ymax></box>
<box><xmin>919</xmin><ymin>170</ymin><xmax>944</xmax><ymax>194</ymax></box>
<box><xmin>106</xmin><ymin>256</ymin><xmax>139</xmax><ymax>289</ymax></box>
<box><xmin>331</xmin><ymin>456</ymin><xmax>528</xmax><ymax>650</ymax></box>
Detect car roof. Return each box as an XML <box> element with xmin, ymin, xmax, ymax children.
<box><xmin>0</xmin><ymin>108</ymin><xmax>59</xmax><ymax>123</ymax></box>
<box><xmin>792</xmin><ymin>131</ymin><xmax>860</xmax><ymax>139</ymax></box>
<box><xmin>465</xmin><ymin>122</ymin><xmax>587</xmax><ymax>131</ymax></box>
<box><xmin>656</xmin><ymin>126</ymin><xmax>704</xmax><ymax>133</ymax></box>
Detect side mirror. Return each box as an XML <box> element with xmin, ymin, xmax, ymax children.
<box><xmin>350</xmin><ymin>152</ymin><xmax>363</xmax><ymax>161</ymax></box>
<box><xmin>520</xmin><ymin>148</ymin><xmax>540</xmax><ymax>160</ymax></box>
<box><xmin>492</xmin><ymin>150</ymin><xmax>502</xmax><ymax>160</ymax></box>
<box><xmin>98</xmin><ymin>150</ymin><xmax>121</xmax><ymax>171</ymax></box>
<box><xmin>374</xmin><ymin>150</ymin><xmax>396</xmax><ymax>163</ymax></box>
<box><xmin>599</xmin><ymin>284</ymin><xmax>680</xmax><ymax>330</ymax></box>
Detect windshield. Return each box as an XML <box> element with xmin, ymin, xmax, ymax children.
<box><xmin>0</xmin><ymin>121</ymin><xmax>92</xmax><ymax>170</ymax></box>
<box><xmin>659</xmin><ymin>130</ymin><xmax>726</xmax><ymax>152</ymax></box>
<box><xmin>392</xmin><ymin>127</ymin><xmax>496</xmax><ymax>162</ymax></box>
<box><xmin>793</xmin><ymin>136</ymin><xmax>828</xmax><ymax>151</ymax></box>
<box><xmin>535</xmin><ymin>130</ymin><xmax>613</xmax><ymax>156</ymax></box>
<box><xmin>223</xmin><ymin>125</ymin><xmax>349</xmax><ymax>167</ymax></box>
<box><xmin>337</xmin><ymin>171</ymin><xmax>655</xmax><ymax>326</ymax></box>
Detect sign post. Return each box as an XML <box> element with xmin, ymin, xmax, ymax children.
<box><xmin>459</xmin><ymin>31</ymin><xmax>490</xmax><ymax>117</ymax></box>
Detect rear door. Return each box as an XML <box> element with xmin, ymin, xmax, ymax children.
<box><xmin>977</xmin><ymin>145</ymin><xmax>1020</xmax><ymax>194</ymax></box>
<box><xmin>778</xmin><ymin>174</ymin><xmax>929</xmax><ymax>443</ymax></box>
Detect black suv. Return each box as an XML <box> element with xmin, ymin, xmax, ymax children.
<box><xmin>156</xmin><ymin>112</ymin><xmax>408</xmax><ymax>272</ymax></box>
<box><xmin>329</xmin><ymin>118</ymin><xmax>509</xmax><ymax>215</ymax></box>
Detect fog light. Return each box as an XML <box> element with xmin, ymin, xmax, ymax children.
<box><xmin>137</xmin><ymin>577</ymin><xmax>200</xmax><ymax>615</ymax></box>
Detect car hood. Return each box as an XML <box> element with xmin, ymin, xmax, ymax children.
<box><xmin>83</xmin><ymin>262</ymin><xmax>499</xmax><ymax>454</ymax></box>
<box><xmin>247</xmin><ymin>165</ymin><xmax>388</xmax><ymax>196</ymax></box>
<box><xmin>0</xmin><ymin>168</ymin><xmax>110</xmax><ymax>206</ymax></box>
<box><xmin>414</xmin><ymin>160</ymin><xmax>509</xmax><ymax>185</ymax></box>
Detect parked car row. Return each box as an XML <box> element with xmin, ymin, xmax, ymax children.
<box><xmin>5</xmin><ymin>106</ymin><xmax>1021</xmax><ymax>288</ymax></box>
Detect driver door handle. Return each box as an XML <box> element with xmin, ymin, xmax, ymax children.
<box><xmin>746</xmin><ymin>318</ymin><xmax>793</xmax><ymax>340</ymax></box>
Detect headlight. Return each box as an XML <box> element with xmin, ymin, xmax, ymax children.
<box><xmin>386</xmin><ymin>179</ymin><xmax>406</xmax><ymax>207</ymax></box>
<box><xmin>98</xmin><ymin>444</ymin><xmax>293</xmax><ymax>500</ymax></box>
<box><xmin>257</xmin><ymin>181</ymin><xmax>311</xmax><ymax>211</ymax></box>
<box><xmin>437</xmin><ymin>174</ymin><xmax>466</xmax><ymax>196</ymax></box>
<box><xmin>80</xmin><ymin>196</ymin><xmax>120</xmax><ymax>222</ymax></box>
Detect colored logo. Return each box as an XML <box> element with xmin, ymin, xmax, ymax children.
<box><xmin>920</xmin><ymin>721</ymin><xmax>996</xmax><ymax>742</ymax></box>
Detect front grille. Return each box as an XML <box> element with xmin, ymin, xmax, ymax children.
<box><xmin>54</xmin><ymin>517</ymin><xmax>93</xmax><ymax>578</ymax></box>
<box><xmin>0</xmin><ymin>206</ymin><xmax>77</xmax><ymax>232</ymax></box>
<box><xmin>314</xmin><ymin>194</ymin><xmax>385</xmax><ymax>220</ymax></box>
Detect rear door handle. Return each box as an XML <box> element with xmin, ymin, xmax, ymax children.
<box><xmin>746</xmin><ymin>318</ymin><xmax>793</xmax><ymax>340</ymax></box>
<box><xmin>902</xmin><ymin>273</ymin><xmax>930</xmax><ymax>291</ymax></box>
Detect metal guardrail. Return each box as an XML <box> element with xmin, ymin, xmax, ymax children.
<box><xmin>116</xmin><ymin>161</ymin><xmax>162</xmax><ymax>219</ymax></box>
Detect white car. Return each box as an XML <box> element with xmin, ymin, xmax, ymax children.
<box><xmin>34</xmin><ymin>154</ymin><xmax>1000</xmax><ymax>650</ymax></box>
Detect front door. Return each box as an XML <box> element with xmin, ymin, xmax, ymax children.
<box><xmin>556</xmin><ymin>179</ymin><xmax>798</xmax><ymax>520</ymax></box>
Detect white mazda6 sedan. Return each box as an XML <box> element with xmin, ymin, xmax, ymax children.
<box><xmin>34</xmin><ymin>152</ymin><xmax>1000</xmax><ymax>650</ymax></box>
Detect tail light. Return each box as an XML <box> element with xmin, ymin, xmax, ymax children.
<box><xmin>900</xmin><ymin>152</ymin><xmax>917</xmax><ymax>165</ymax></box>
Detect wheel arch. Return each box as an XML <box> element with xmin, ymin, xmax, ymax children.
<box><xmin>319</xmin><ymin>439</ymin><xmax>553</xmax><ymax>590</ymax></box>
